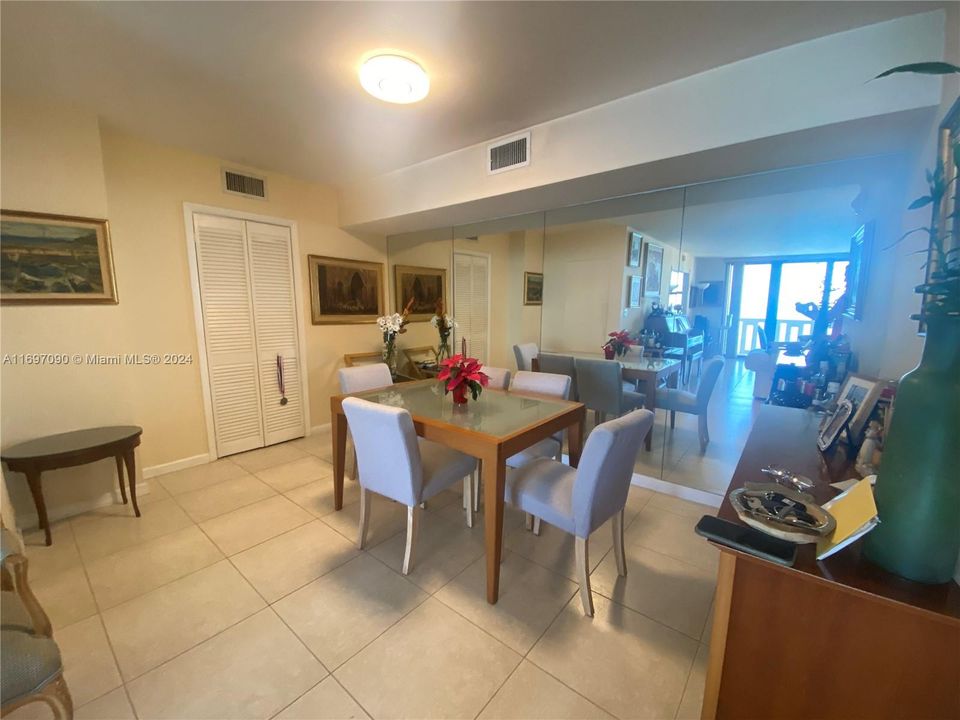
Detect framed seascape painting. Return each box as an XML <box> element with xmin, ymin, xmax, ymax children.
<box><xmin>1</xmin><ymin>210</ymin><xmax>117</xmax><ymax>304</ymax></box>
<box><xmin>627</xmin><ymin>275</ymin><xmax>642</xmax><ymax>308</ymax></box>
<box><xmin>524</xmin><ymin>271</ymin><xmax>543</xmax><ymax>305</ymax></box>
<box><xmin>308</xmin><ymin>255</ymin><xmax>384</xmax><ymax>325</ymax></box>
<box><xmin>394</xmin><ymin>264</ymin><xmax>446</xmax><ymax>321</ymax></box>
<box><xmin>627</xmin><ymin>231</ymin><xmax>642</xmax><ymax>268</ymax></box>
<box><xmin>642</xmin><ymin>241</ymin><xmax>664</xmax><ymax>298</ymax></box>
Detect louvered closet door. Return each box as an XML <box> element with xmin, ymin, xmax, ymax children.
<box><xmin>194</xmin><ymin>214</ymin><xmax>265</xmax><ymax>456</ymax></box>
<box><xmin>453</xmin><ymin>252</ymin><xmax>490</xmax><ymax>362</ymax></box>
<box><xmin>246</xmin><ymin>221</ymin><xmax>304</xmax><ymax>445</ymax></box>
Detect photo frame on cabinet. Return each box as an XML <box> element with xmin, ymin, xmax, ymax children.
<box><xmin>308</xmin><ymin>254</ymin><xmax>384</xmax><ymax>324</ymax></box>
<box><xmin>836</xmin><ymin>373</ymin><xmax>883</xmax><ymax>440</ymax></box>
<box><xmin>394</xmin><ymin>264</ymin><xmax>446</xmax><ymax>321</ymax></box>
<box><xmin>1</xmin><ymin>210</ymin><xmax>117</xmax><ymax>304</ymax></box>
<box><xmin>627</xmin><ymin>231</ymin><xmax>642</xmax><ymax>268</ymax></box>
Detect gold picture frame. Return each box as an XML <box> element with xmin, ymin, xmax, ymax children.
<box><xmin>523</xmin><ymin>271</ymin><xmax>543</xmax><ymax>305</ymax></box>
<box><xmin>393</xmin><ymin>264</ymin><xmax>446</xmax><ymax>321</ymax></box>
<box><xmin>1</xmin><ymin>210</ymin><xmax>117</xmax><ymax>304</ymax></box>
<box><xmin>308</xmin><ymin>254</ymin><xmax>384</xmax><ymax>325</ymax></box>
<box><xmin>627</xmin><ymin>231</ymin><xmax>642</xmax><ymax>268</ymax></box>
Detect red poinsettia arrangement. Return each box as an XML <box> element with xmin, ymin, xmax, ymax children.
<box><xmin>602</xmin><ymin>330</ymin><xmax>634</xmax><ymax>359</ymax></box>
<box><xmin>437</xmin><ymin>354</ymin><xmax>489</xmax><ymax>404</ymax></box>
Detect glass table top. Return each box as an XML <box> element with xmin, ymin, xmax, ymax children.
<box><xmin>544</xmin><ymin>351</ymin><xmax>681</xmax><ymax>373</ymax></box>
<box><xmin>351</xmin><ymin>381</ymin><xmax>575</xmax><ymax>439</ymax></box>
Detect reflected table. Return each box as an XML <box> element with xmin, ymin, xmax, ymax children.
<box><xmin>1</xmin><ymin>426</ymin><xmax>143</xmax><ymax>545</ymax></box>
<box><xmin>331</xmin><ymin>380</ymin><xmax>585</xmax><ymax>603</ymax></box>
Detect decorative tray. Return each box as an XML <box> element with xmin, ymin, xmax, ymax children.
<box><xmin>729</xmin><ymin>484</ymin><xmax>836</xmax><ymax>544</ymax></box>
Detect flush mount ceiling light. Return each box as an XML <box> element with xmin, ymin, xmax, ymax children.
<box><xmin>359</xmin><ymin>53</ymin><xmax>429</xmax><ymax>104</ymax></box>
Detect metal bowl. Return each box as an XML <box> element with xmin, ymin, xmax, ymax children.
<box><xmin>729</xmin><ymin>485</ymin><xmax>836</xmax><ymax>544</ymax></box>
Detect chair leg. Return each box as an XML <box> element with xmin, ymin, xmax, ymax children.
<box><xmin>357</xmin><ymin>488</ymin><xmax>371</xmax><ymax>550</ymax></box>
<box><xmin>670</xmin><ymin>410</ymin><xmax>676</xmax><ymax>429</ymax></box>
<box><xmin>350</xmin><ymin>446</ymin><xmax>359</xmax><ymax>482</ymax></box>
<box><xmin>402</xmin><ymin>505</ymin><xmax>421</xmax><ymax>575</ymax></box>
<box><xmin>464</xmin><ymin>475</ymin><xmax>474</xmax><ymax>528</ymax></box>
<box><xmin>473</xmin><ymin>469</ymin><xmax>481</xmax><ymax>510</ymax></box>
<box><xmin>698</xmin><ymin>413</ymin><xmax>710</xmax><ymax>453</ymax></box>
<box><xmin>41</xmin><ymin>673</ymin><xmax>73</xmax><ymax>720</ymax></box>
<box><xmin>612</xmin><ymin>509</ymin><xmax>627</xmax><ymax>577</ymax></box>
<box><xmin>533</xmin><ymin>516</ymin><xmax>541</xmax><ymax>536</ymax></box>
<box><xmin>575</xmin><ymin>536</ymin><xmax>594</xmax><ymax>617</ymax></box>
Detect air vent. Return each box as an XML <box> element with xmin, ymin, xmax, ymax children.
<box><xmin>222</xmin><ymin>169</ymin><xmax>267</xmax><ymax>199</ymax></box>
<box><xmin>487</xmin><ymin>132</ymin><xmax>530</xmax><ymax>175</ymax></box>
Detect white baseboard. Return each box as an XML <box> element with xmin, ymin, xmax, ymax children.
<box><xmin>17</xmin><ymin>480</ymin><xmax>153</xmax><ymax>529</ymax></box>
<box><xmin>142</xmin><ymin>453</ymin><xmax>210</xmax><ymax>479</ymax></box>
<box><xmin>630</xmin><ymin>472</ymin><xmax>723</xmax><ymax>508</ymax></box>
<box><xmin>310</xmin><ymin>422</ymin><xmax>331</xmax><ymax>435</ymax></box>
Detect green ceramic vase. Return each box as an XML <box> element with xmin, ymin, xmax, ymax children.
<box><xmin>863</xmin><ymin>314</ymin><xmax>960</xmax><ymax>583</ymax></box>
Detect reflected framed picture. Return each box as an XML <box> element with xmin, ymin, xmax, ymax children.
<box><xmin>837</xmin><ymin>373</ymin><xmax>883</xmax><ymax>439</ymax></box>
<box><xmin>523</xmin><ymin>271</ymin><xmax>543</xmax><ymax>305</ymax></box>
<box><xmin>628</xmin><ymin>275</ymin><xmax>642</xmax><ymax>308</ymax></box>
<box><xmin>394</xmin><ymin>264</ymin><xmax>446</xmax><ymax>321</ymax></box>
<box><xmin>1</xmin><ymin>210</ymin><xmax>117</xmax><ymax>304</ymax></box>
<box><xmin>627</xmin><ymin>231</ymin><xmax>642</xmax><ymax>268</ymax></box>
<box><xmin>641</xmin><ymin>241</ymin><xmax>664</xmax><ymax>298</ymax></box>
<box><xmin>308</xmin><ymin>255</ymin><xmax>384</xmax><ymax>324</ymax></box>
<box><xmin>817</xmin><ymin>399</ymin><xmax>854</xmax><ymax>452</ymax></box>
<box><xmin>842</xmin><ymin>222</ymin><xmax>873</xmax><ymax>321</ymax></box>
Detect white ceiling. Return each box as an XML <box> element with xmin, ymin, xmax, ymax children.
<box><xmin>0</xmin><ymin>1</ymin><xmax>945</xmax><ymax>186</ymax></box>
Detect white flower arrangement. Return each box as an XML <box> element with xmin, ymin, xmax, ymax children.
<box><xmin>430</xmin><ymin>314</ymin><xmax>457</xmax><ymax>329</ymax></box>
<box><xmin>377</xmin><ymin>313</ymin><xmax>405</xmax><ymax>335</ymax></box>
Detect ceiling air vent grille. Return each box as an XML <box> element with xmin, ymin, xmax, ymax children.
<box><xmin>222</xmin><ymin>169</ymin><xmax>267</xmax><ymax>200</ymax></box>
<box><xmin>487</xmin><ymin>132</ymin><xmax>530</xmax><ymax>175</ymax></box>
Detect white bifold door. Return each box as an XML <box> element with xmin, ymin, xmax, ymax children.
<box><xmin>192</xmin><ymin>213</ymin><xmax>304</xmax><ymax>457</ymax></box>
<box><xmin>453</xmin><ymin>251</ymin><xmax>490</xmax><ymax>362</ymax></box>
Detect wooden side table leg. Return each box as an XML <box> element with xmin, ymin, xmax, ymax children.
<box><xmin>24</xmin><ymin>469</ymin><xmax>51</xmax><ymax>546</ymax></box>
<box><xmin>115</xmin><ymin>455</ymin><xmax>128</xmax><ymax>504</ymax></box>
<box><xmin>123</xmin><ymin>449</ymin><xmax>140</xmax><ymax>517</ymax></box>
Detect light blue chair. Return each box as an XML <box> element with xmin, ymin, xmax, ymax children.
<box><xmin>504</xmin><ymin>408</ymin><xmax>654</xmax><ymax>616</ymax></box>
<box><xmin>574</xmin><ymin>358</ymin><xmax>645</xmax><ymax>425</ymax></box>
<box><xmin>513</xmin><ymin>343</ymin><xmax>539</xmax><ymax>371</ymax></box>
<box><xmin>659</xmin><ymin>357</ymin><xmax>724</xmax><ymax>453</ymax></box>
<box><xmin>342</xmin><ymin>397</ymin><xmax>478</xmax><ymax>574</ymax></box>
<box><xmin>338</xmin><ymin>363</ymin><xmax>394</xmax><ymax>481</ymax></box>
<box><xmin>537</xmin><ymin>353</ymin><xmax>578</xmax><ymax>401</ymax></box>
<box><xmin>482</xmin><ymin>366</ymin><xmax>512</xmax><ymax>390</ymax></box>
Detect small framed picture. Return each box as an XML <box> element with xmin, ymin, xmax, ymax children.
<box><xmin>818</xmin><ymin>399</ymin><xmax>854</xmax><ymax>452</ymax></box>
<box><xmin>627</xmin><ymin>231</ymin><xmax>642</xmax><ymax>268</ymax></box>
<box><xmin>523</xmin><ymin>271</ymin><xmax>543</xmax><ymax>305</ymax></box>
<box><xmin>627</xmin><ymin>275</ymin><xmax>642</xmax><ymax>308</ymax></box>
<box><xmin>641</xmin><ymin>241</ymin><xmax>664</xmax><ymax>298</ymax></box>
<box><xmin>837</xmin><ymin>374</ymin><xmax>883</xmax><ymax>439</ymax></box>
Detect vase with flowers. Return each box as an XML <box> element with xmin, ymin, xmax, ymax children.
<box><xmin>437</xmin><ymin>354</ymin><xmax>489</xmax><ymax>405</ymax></box>
<box><xmin>376</xmin><ymin>298</ymin><xmax>413</xmax><ymax>377</ymax></box>
<box><xmin>430</xmin><ymin>299</ymin><xmax>456</xmax><ymax>364</ymax></box>
<box><xmin>602</xmin><ymin>330</ymin><xmax>634</xmax><ymax>360</ymax></box>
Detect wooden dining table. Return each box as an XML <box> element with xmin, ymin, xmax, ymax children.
<box><xmin>330</xmin><ymin>379</ymin><xmax>585</xmax><ymax>604</ymax></box>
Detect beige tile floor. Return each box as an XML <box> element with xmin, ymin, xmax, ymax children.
<box><xmin>12</xmin><ymin>434</ymin><xmax>719</xmax><ymax>720</ymax></box>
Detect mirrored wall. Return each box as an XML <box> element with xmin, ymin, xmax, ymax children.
<box><xmin>381</xmin><ymin>156</ymin><xmax>886</xmax><ymax>502</ymax></box>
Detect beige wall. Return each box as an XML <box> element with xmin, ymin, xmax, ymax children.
<box><xmin>1</xmin><ymin>95</ymin><xmax>385</xmax><ymax>525</ymax></box>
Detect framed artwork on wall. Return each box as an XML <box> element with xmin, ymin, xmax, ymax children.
<box><xmin>627</xmin><ymin>231</ymin><xmax>642</xmax><ymax>268</ymax></box>
<box><xmin>0</xmin><ymin>210</ymin><xmax>117</xmax><ymax>304</ymax></box>
<box><xmin>642</xmin><ymin>241</ymin><xmax>664</xmax><ymax>298</ymax></box>
<box><xmin>523</xmin><ymin>271</ymin><xmax>543</xmax><ymax>305</ymax></box>
<box><xmin>308</xmin><ymin>254</ymin><xmax>384</xmax><ymax>324</ymax></box>
<box><xmin>842</xmin><ymin>222</ymin><xmax>873</xmax><ymax>321</ymax></box>
<box><xmin>627</xmin><ymin>275</ymin><xmax>642</xmax><ymax>308</ymax></box>
<box><xmin>394</xmin><ymin>264</ymin><xmax>446</xmax><ymax>321</ymax></box>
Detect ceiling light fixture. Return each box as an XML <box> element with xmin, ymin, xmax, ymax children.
<box><xmin>359</xmin><ymin>53</ymin><xmax>429</xmax><ymax>104</ymax></box>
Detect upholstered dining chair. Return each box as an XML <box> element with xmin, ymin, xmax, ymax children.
<box><xmin>504</xmin><ymin>409</ymin><xmax>654</xmax><ymax>616</ymax></box>
<box><xmin>338</xmin><ymin>363</ymin><xmax>394</xmax><ymax>480</ymax></box>
<box><xmin>537</xmin><ymin>353</ymin><xmax>578</xmax><ymax>401</ymax></box>
<box><xmin>482</xmin><ymin>366</ymin><xmax>512</xmax><ymax>390</ymax></box>
<box><xmin>513</xmin><ymin>343</ymin><xmax>539</xmax><ymax>371</ymax></box>
<box><xmin>659</xmin><ymin>357</ymin><xmax>724</xmax><ymax>452</ymax></box>
<box><xmin>342</xmin><ymin>397</ymin><xmax>478</xmax><ymax>573</ymax></box>
<box><xmin>1</xmin><ymin>529</ymin><xmax>73</xmax><ymax>719</ymax></box>
<box><xmin>574</xmin><ymin>358</ymin><xmax>645</xmax><ymax>426</ymax></box>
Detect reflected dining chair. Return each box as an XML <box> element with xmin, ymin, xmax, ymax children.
<box><xmin>537</xmin><ymin>353</ymin><xmax>578</xmax><ymax>401</ymax></box>
<box><xmin>513</xmin><ymin>343</ymin><xmax>539</xmax><ymax>371</ymax></box>
<box><xmin>338</xmin><ymin>363</ymin><xmax>394</xmax><ymax>481</ymax></box>
<box><xmin>504</xmin><ymin>409</ymin><xmax>654</xmax><ymax>616</ymax></box>
<box><xmin>574</xmin><ymin>358</ymin><xmax>645</xmax><ymax>426</ymax></box>
<box><xmin>483</xmin><ymin>366</ymin><xmax>512</xmax><ymax>390</ymax></box>
<box><xmin>659</xmin><ymin>357</ymin><xmax>724</xmax><ymax>452</ymax></box>
<box><xmin>342</xmin><ymin>397</ymin><xmax>478</xmax><ymax>573</ymax></box>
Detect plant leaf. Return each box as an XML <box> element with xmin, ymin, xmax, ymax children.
<box><xmin>908</xmin><ymin>196</ymin><xmax>934</xmax><ymax>210</ymax></box>
<box><xmin>874</xmin><ymin>62</ymin><xmax>960</xmax><ymax>79</ymax></box>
